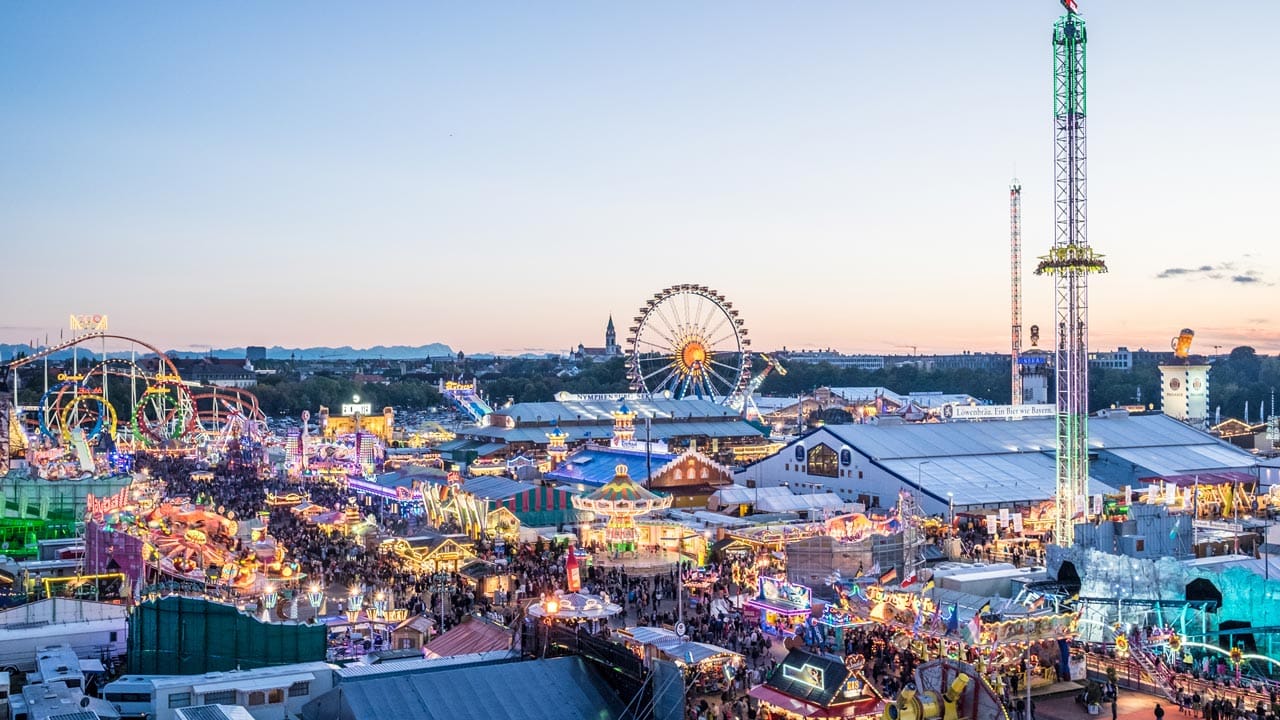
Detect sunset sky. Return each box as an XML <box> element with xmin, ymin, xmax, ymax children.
<box><xmin>2</xmin><ymin>1</ymin><xmax>1277</xmax><ymax>356</ymax></box>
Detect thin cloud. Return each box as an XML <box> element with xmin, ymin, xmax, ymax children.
<box><xmin>1155</xmin><ymin>261</ymin><xmax>1270</xmax><ymax>285</ymax></box>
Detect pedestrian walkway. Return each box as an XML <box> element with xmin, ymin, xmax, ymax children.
<box><xmin>1034</xmin><ymin>688</ymin><xmax>1169</xmax><ymax>720</ymax></box>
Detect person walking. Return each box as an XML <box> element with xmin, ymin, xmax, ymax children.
<box><xmin>1155</xmin><ymin>703</ymin><xmax>1166</xmax><ymax>720</ymax></box>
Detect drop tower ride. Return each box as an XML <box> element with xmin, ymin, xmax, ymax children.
<box><xmin>1035</xmin><ymin>2</ymin><xmax>1107</xmax><ymax>546</ymax></box>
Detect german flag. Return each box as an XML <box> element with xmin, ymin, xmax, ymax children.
<box><xmin>922</xmin><ymin>580</ymin><xmax>935</xmax><ymax>594</ymax></box>
<box><xmin>879</xmin><ymin>567</ymin><xmax>898</xmax><ymax>585</ymax></box>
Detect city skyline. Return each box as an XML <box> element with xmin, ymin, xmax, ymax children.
<box><xmin>2</xmin><ymin>2</ymin><xmax>1277</xmax><ymax>355</ymax></box>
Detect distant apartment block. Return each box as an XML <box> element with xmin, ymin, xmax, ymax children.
<box><xmin>1089</xmin><ymin>347</ymin><xmax>1133</xmax><ymax>371</ymax></box>
<box><xmin>245</xmin><ymin>345</ymin><xmax>267</xmax><ymax>362</ymax></box>
<box><xmin>785</xmin><ymin>351</ymin><xmax>885</xmax><ymax>370</ymax></box>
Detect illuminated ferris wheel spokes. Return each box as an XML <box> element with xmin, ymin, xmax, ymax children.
<box><xmin>626</xmin><ymin>284</ymin><xmax>751</xmax><ymax>403</ymax></box>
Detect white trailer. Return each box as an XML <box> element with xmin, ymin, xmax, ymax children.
<box><xmin>0</xmin><ymin>600</ymin><xmax>127</xmax><ymax>677</ymax></box>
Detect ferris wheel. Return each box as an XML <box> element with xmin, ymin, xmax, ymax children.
<box><xmin>626</xmin><ymin>284</ymin><xmax>751</xmax><ymax>403</ymax></box>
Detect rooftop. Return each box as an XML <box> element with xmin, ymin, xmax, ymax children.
<box><xmin>316</xmin><ymin>656</ymin><xmax>627</xmax><ymax>720</ymax></box>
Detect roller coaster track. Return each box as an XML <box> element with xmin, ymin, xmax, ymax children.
<box><xmin>1</xmin><ymin>333</ymin><xmax>264</xmax><ymax>455</ymax></box>
<box><xmin>2</xmin><ymin>332</ymin><xmax>183</xmax><ymax>377</ymax></box>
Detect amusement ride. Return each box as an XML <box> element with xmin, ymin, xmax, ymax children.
<box><xmin>2</xmin><ymin>332</ymin><xmax>267</xmax><ymax>475</ymax></box>
<box><xmin>626</xmin><ymin>283</ymin><xmax>752</xmax><ymax>403</ymax></box>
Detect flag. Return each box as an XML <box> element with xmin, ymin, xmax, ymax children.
<box><xmin>922</xmin><ymin>580</ymin><xmax>935</xmax><ymax>594</ymax></box>
<box><xmin>1061</xmin><ymin>0</ymin><xmax>1078</xmax><ymax>12</ymax></box>
<box><xmin>566</xmin><ymin>546</ymin><xmax>581</xmax><ymax>592</ymax></box>
<box><xmin>879</xmin><ymin>567</ymin><xmax>898</xmax><ymax>585</ymax></box>
<box><xmin>854</xmin><ymin>566</ymin><xmax>865</xmax><ymax>578</ymax></box>
<box><xmin>1028</xmin><ymin>595</ymin><xmax>1046</xmax><ymax>612</ymax></box>
<box><xmin>900</xmin><ymin>572</ymin><xmax>917</xmax><ymax>588</ymax></box>
<box><xmin>966</xmin><ymin>615</ymin><xmax>983</xmax><ymax>641</ymax></box>
<box><xmin>976</xmin><ymin>600</ymin><xmax>992</xmax><ymax>617</ymax></box>
<box><xmin>945</xmin><ymin>604</ymin><xmax>959</xmax><ymax>634</ymax></box>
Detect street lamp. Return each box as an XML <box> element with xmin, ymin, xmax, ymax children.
<box><xmin>915</xmin><ymin>460</ymin><xmax>933</xmax><ymax>505</ymax></box>
<box><xmin>263</xmin><ymin>583</ymin><xmax>279</xmax><ymax>621</ymax></box>
<box><xmin>348</xmin><ymin>585</ymin><xmax>364</xmax><ymax>614</ymax></box>
<box><xmin>373</xmin><ymin>591</ymin><xmax>388</xmax><ymax>620</ymax></box>
<box><xmin>947</xmin><ymin>492</ymin><xmax>955</xmax><ymax>526</ymax></box>
<box><xmin>307</xmin><ymin>584</ymin><xmax>325</xmax><ymax>613</ymax></box>
<box><xmin>430</xmin><ymin>572</ymin><xmax>454</xmax><ymax>637</ymax></box>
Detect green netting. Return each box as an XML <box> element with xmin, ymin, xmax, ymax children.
<box><xmin>129</xmin><ymin>596</ymin><xmax>326</xmax><ymax>674</ymax></box>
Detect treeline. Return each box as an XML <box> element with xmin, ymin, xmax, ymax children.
<box><xmin>251</xmin><ymin>375</ymin><xmax>445</xmax><ymax>416</ymax></box>
<box><xmin>480</xmin><ymin>357</ymin><xmax>629</xmax><ymax>405</ymax></box>
<box><xmin>759</xmin><ymin>346</ymin><xmax>1279</xmax><ymax>419</ymax></box>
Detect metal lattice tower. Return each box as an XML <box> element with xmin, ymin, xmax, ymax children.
<box><xmin>1010</xmin><ymin>179</ymin><xmax>1023</xmax><ymax>406</ymax></box>
<box><xmin>1035</xmin><ymin>6</ymin><xmax>1106</xmax><ymax>546</ymax></box>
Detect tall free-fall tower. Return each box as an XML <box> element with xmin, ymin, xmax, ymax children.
<box><xmin>1035</xmin><ymin>2</ymin><xmax>1107</xmax><ymax>546</ymax></box>
<box><xmin>1010</xmin><ymin>179</ymin><xmax>1023</xmax><ymax>406</ymax></box>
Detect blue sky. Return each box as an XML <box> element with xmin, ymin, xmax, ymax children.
<box><xmin>2</xmin><ymin>1</ymin><xmax>1277</xmax><ymax>355</ymax></box>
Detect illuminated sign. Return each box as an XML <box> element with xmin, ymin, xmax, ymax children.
<box><xmin>341</xmin><ymin>403</ymin><xmax>372</xmax><ymax>416</ymax></box>
<box><xmin>943</xmin><ymin>403</ymin><xmax>1056</xmax><ymax>421</ymax></box>
<box><xmin>759</xmin><ymin>576</ymin><xmax>811</xmax><ymax>609</ymax></box>
<box><xmin>56</xmin><ymin>373</ymin><xmax>85</xmax><ymax>382</ymax></box>
<box><xmin>553</xmin><ymin>392</ymin><xmax>644</xmax><ymax>402</ymax></box>
<box><xmin>86</xmin><ymin>487</ymin><xmax>132</xmax><ymax>518</ymax></box>
<box><xmin>69</xmin><ymin>314</ymin><xmax>108</xmax><ymax>332</ymax></box>
<box><xmin>781</xmin><ymin>663</ymin><xmax>825</xmax><ymax>690</ymax></box>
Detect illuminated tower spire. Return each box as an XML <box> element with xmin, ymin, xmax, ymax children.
<box><xmin>611</xmin><ymin>403</ymin><xmax>636</xmax><ymax>447</ymax></box>
<box><xmin>546</xmin><ymin>420</ymin><xmax>569</xmax><ymax>468</ymax></box>
<box><xmin>1036</xmin><ymin>3</ymin><xmax>1107</xmax><ymax>546</ymax></box>
<box><xmin>1011</xmin><ymin>178</ymin><xmax>1023</xmax><ymax>406</ymax></box>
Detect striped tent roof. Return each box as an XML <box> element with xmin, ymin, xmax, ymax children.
<box><xmin>573</xmin><ymin>464</ymin><xmax>672</xmax><ymax>515</ymax></box>
<box><xmin>582</xmin><ymin>466</ymin><xmax>666</xmax><ymax>504</ymax></box>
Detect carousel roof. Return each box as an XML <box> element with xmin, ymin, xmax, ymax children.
<box><xmin>574</xmin><ymin>464</ymin><xmax>672</xmax><ymax>507</ymax></box>
<box><xmin>525</xmin><ymin>592</ymin><xmax>622</xmax><ymax>620</ymax></box>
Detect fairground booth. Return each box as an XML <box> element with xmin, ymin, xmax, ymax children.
<box><xmin>746</xmin><ymin>576</ymin><xmax>815</xmax><ymax>638</ymax></box>
<box><xmin>84</xmin><ymin>481</ymin><xmax>301</xmax><ymax>597</ymax></box>
<box><xmin>826</xmin><ymin>580</ymin><xmax>1080</xmax><ymax>695</ymax></box>
<box><xmin>618</xmin><ymin>626</ymin><xmax>744</xmax><ymax>697</ymax></box>
<box><xmin>749</xmin><ymin>648</ymin><xmax>883</xmax><ymax>720</ymax></box>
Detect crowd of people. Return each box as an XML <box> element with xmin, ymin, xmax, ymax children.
<box><xmin>129</xmin><ymin>455</ymin><xmax>1280</xmax><ymax>720</ymax></box>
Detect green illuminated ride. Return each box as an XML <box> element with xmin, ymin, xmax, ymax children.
<box><xmin>1036</xmin><ymin>2</ymin><xmax>1106</xmax><ymax>546</ymax></box>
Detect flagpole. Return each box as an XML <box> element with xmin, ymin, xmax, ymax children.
<box><xmin>1025</xmin><ymin>643</ymin><xmax>1032</xmax><ymax>720</ymax></box>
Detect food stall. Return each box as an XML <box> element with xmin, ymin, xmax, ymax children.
<box><xmin>745</xmin><ymin>576</ymin><xmax>814</xmax><ymax>637</ymax></box>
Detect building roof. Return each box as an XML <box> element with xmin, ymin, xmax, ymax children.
<box><xmin>828</xmin><ymin>387</ymin><xmax>904</xmax><ymax>405</ymax></box>
<box><xmin>461</xmin><ymin>420</ymin><xmax>762</xmax><ymax>445</ymax></box>
<box><xmin>176</xmin><ymin>705</ymin><xmax>257</xmax><ymax>720</ymax></box>
<box><xmin>756</xmin><ymin>492</ymin><xmax>852</xmax><ymax>514</ymax></box>
<box><xmin>324</xmin><ymin>656</ymin><xmax>627</xmax><ymax>720</ymax></box>
<box><xmin>460</xmin><ymin>476</ymin><xmax>539</xmax><ymax>500</ymax></box>
<box><xmin>491</xmin><ymin>397</ymin><xmax>740</xmax><ymax>425</ymax></box>
<box><xmin>545</xmin><ymin>445</ymin><xmax>677</xmax><ymax>487</ymax></box>
<box><xmin>711</xmin><ymin>485</ymin><xmax>797</xmax><ymax>506</ymax></box>
<box><xmin>422</xmin><ymin>617</ymin><xmax>511</xmax><ymax>659</ymax></box>
<box><xmin>333</xmin><ymin>651</ymin><xmax>516</xmax><ymax>682</ymax></box>
<box><xmin>764</xmin><ymin>649</ymin><xmax>852</xmax><ymax>708</ymax></box>
<box><xmin>793</xmin><ymin>414</ymin><xmax>1256</xmax><ymax>507</ymax></box>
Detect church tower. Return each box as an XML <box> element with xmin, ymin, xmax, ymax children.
<box><xmin>605</xmin><ymin>315</ymin><xmax>619</xmax><ymax>356</ymax></box>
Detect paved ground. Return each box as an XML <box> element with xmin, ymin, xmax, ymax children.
<box><xmin>1034</xmin><ymin>688</ymin><xmax>1170</xmax><ymax>720</ymax></box>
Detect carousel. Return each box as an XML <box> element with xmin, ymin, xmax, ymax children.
<box><xmin>572</xmin><ymin>463</ymin><xmax>673</xmax><ymax>568</ymax></box>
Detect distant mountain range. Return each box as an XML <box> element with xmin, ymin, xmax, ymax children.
<box><xmin>1</xmin><ymin>343</ymin><xmax>456</xmax><ymax>363</ymax></box>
